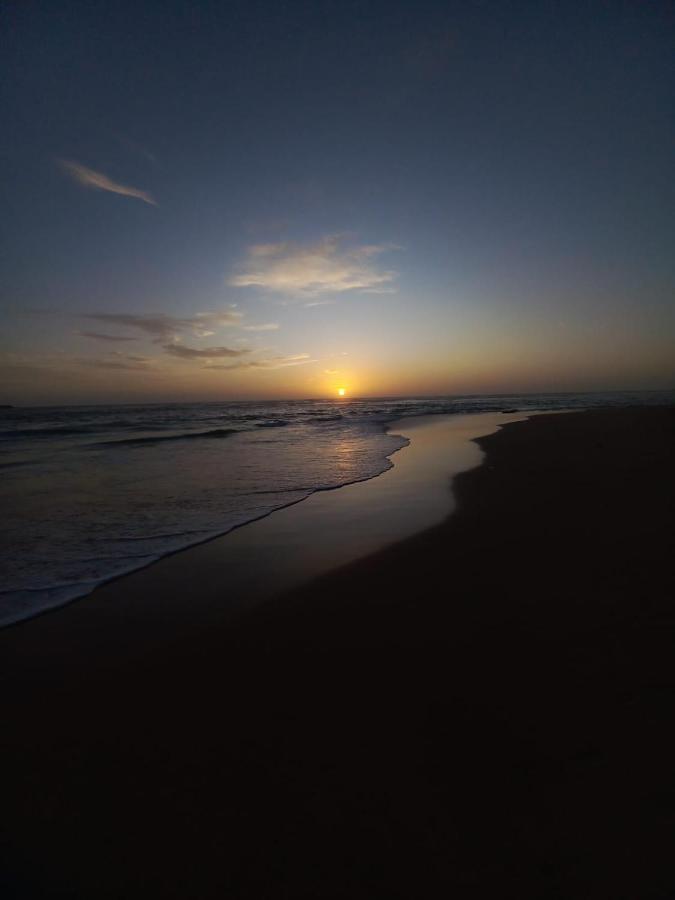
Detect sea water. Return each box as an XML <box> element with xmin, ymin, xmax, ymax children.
<box><xmin>0</xmin><ymin>390</ymin><xmax>671</xmax><ymax>625</ymax></box>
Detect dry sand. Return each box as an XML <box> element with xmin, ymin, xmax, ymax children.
<box><xmin>2</xmin><ymin>407</ymin><xmax>674</xmax><ymax>898</ymax></box>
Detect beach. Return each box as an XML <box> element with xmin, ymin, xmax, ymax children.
<box><xmin>2</xmin><ymin>406</ymin><xmax>674</xmax><ymax>898</ymax></box>
<box><xmin>0</xmin><ymin>410</ymin><xmax>528</xmax><ymax>661</ymax></box>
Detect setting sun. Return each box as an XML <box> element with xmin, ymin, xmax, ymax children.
<box><xmin>4</xmin><ymin>5</ymin><xmax>675</xmax><ymax>898</ymax></box>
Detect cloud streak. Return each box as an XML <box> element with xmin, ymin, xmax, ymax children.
<box><xmin>84</xmin><ymin>310</ymin><xmax>243</xmax><ymax>340</ymax></box>
<box><xmin>60</xmin><ymin>160</ymin><xmax>157</xmax><ymax>206</ymax></box>
<box><xmin>229</xmin><ymin>236</ymin><xmax>398</xmax><ymax>297</ymax></box>
<box><xmin>205</xmin><ymin>354</ymin><xmax>313</xmax><ymax>371</ymax></box>
<box><xmin>77</xmin><ymin>351</ymin><xmax>152</xmax><ymax>371</ymax></box>
<box><xmin>163</xmin><ymin>344</ymin><xmax>250</xmax><ymax>360</ymax></box>
<box><xmin>76</xmin><ymin>330</ymin><xmax>138</xmax><ymax>343</ymax></box>
<box><xmin>240</xmin><ymin>322</ymin><xmax>280</xmax><ymax>332</ymax></box>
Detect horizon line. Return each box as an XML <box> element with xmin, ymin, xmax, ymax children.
<box><xmin>3</xmin><ymin>386</ymin><xmax>674</xmax><ymax>410</ymax></box>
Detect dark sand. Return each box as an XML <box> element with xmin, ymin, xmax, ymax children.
<box><xmin>2</xmin><ymin>407</ymin><xmax>674</xmax><ymax>898</ymax></box>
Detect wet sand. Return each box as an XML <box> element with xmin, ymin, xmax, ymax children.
<box><xmin>0</xmin><ymin>411</ymin><xmax>527</xmax><ymax>668</ymax></box>
<box><xmin>2</xmin><ymin>407</ymin><xmax>674</xmax><ymax>898</ymax></box>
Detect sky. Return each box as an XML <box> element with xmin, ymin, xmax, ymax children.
<box><xmin>1</xmin><ymin>0</ymin><xmax>674</xmax><ymax>404</ymax></box>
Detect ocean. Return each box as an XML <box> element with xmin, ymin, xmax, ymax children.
<box><xmin>1</xmin><ymin>390</ymin><xmax>672</xmax><ymax>626</ymax></box>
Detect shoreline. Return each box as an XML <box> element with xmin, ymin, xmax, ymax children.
<box><xmin>2</xmin><ymin>406</ymin><xmax>674</xmax><ymax>897</ymax></box>
<box><xmin>0</xmin><ymin>410</ymin><xmax>528</xmax><ymax>653</ymax></box>
<box><xmin>6</xmin><ymin>392</ymin><xmax>663</xmax><ymax>628</ymax></box>
<box><xmin>0</xmin><ymin>418</ymin><xmax>409</xmax><ymax>629</ymax></box>
<box><xmin>0</xmin><ymin>410</ymin><xmax>472</xmax><ymax>629</ymax></box>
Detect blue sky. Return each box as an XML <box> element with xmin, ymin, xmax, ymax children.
<box><xmin>2</xmin><ymin>0</ymin><xmax>674</xmax><ymax>403</ymax></box>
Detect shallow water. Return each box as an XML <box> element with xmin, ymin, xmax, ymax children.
<box><xmin>1</xmin><ymin>390</ymin><xmax>671</xmax><ymax>624</ymax></box>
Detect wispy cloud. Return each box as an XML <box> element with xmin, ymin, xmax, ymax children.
<box><xmin>84</xmin><ymin>310</ymin><xmax>243</xmax><ymax>341</ymax></box>
<box><xmin>240</xmin><ymin>322</ymin><xmax>280</xmax><ymax>332</ymax></box>
<box><xmin>77</xmin><ymin>354</ymin><xmax>150</xmax><ymax>371</ymax></box>
<box><xmin>72</xmin><ymin>311</ymin><xmax>296</xmax><ymax>372</ymax></box>
<box><xmin>163</xmin><ymin>344</ymin><xmax>250</xmax><ymax>360</ymax></box>
<box><xmin>79</xmin><ymin>361</ymin><xmax>143</xmax><ymax>370</ymax></box>
<box><xmin>110</xmin><ymin>352</ymin><xmax>151</xmax><ymax>363</ymax></box>
<box><xmin>76</xmin><ymin>330</ymin><xmax>138</xmax><ymax>343</ymax></box>
<box><xmin>229</xmin><ymin>236</ymin><xmax>398</xmax><ymax>297</ymax></box>
<box><xmin>205</xmin><ymin>354</ymin><xmax>313</xmax><ymax>371</ymax></box>
<box><xmin>60</xmin><ymin>160</ymin><xmax>157</xmax><ymax>206</ymax></box>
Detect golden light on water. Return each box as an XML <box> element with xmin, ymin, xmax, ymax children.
<box><xmin>338</xmin><ymin>388</ymin><xmax>346</xmax><ymax>396</ymax></box>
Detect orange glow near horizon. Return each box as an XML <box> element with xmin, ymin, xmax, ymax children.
<box><xmin>337</xmin><ymin>387</ymin><xmax>346</xmax><ymax>396</ymax></box>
